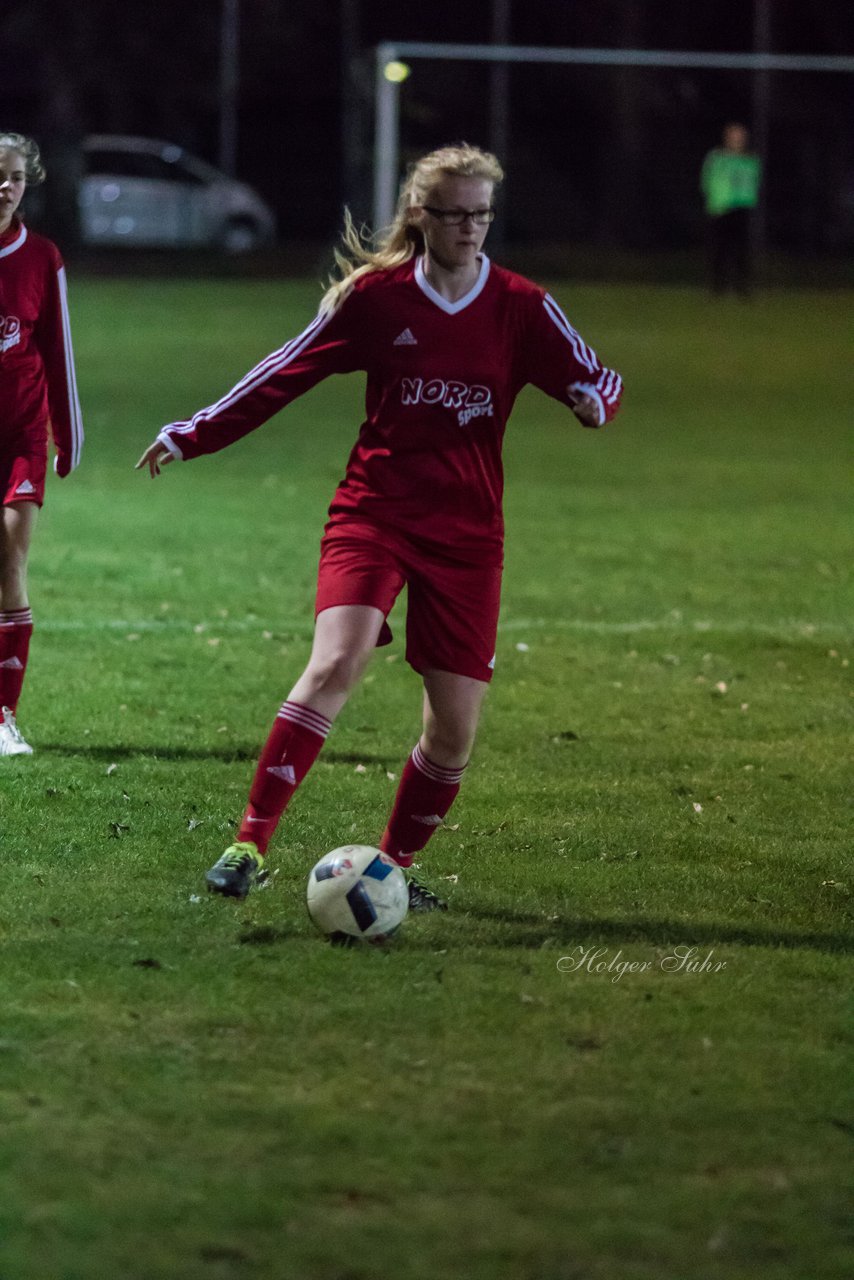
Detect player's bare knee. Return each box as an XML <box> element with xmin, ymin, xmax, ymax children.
<box><xmin>422</xmin><ymin>723</ymin><xmax>473</xmax><ymax>767</ymax></box>
<box><xmin>304</xmin><ymin>647</ymin><xmax>371</xmax><ymax>696</ymax></box>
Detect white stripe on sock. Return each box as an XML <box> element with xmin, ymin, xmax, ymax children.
<box><xmin>412</xmin><ymin>743</ymin><xmax>466</xmax><ymax>785</ymax></box>
<box><xmin>276</xmin><ymin>701</ymin><xmax>332</xmax><ymax>739</ymax></box>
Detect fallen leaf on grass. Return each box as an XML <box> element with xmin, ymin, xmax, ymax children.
<box><xmin>187</xmin><ymin>818</ymin><xmax>204</xmax><ymax>831</ymax></box>
<box><xmin>109</xmin><ymin>822</ymin><xmax>131</xmax><ymax>838</ymax></box>
<box><xmin>472</xmin><ymin>820</ymin><xmax>508</xmax><ymax>836</ymax></box>
<box><xmin>821</xmin><ymin>880</ymin><xmax>848</xmax><ymax>894</ymax></box>
<box><xmin>106</xmin><ymin>763</ymin><xmax>118</xmax><ymax>776</ymax></box>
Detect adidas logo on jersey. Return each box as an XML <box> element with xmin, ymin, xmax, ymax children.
<box><xmin>0</xmin><ymin>657</ymin><xmax>23</xmax><ymax>670</ymax></box>
<box><xmin>14</xmin><ymin>479</ymin><xmax>35</xmax><ymax>495</ymax></box>
<box><xmin>393</xmin><ymin>328</ymin><xmax>418</xmax><ymax>346</ymax></box>
<box><xmin>266</xmin><ymin>763</ymin><xmax>296</xmax><ymax>783</ymax></box>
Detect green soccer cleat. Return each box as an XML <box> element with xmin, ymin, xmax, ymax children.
<box><xmin>406</xmin><ymin>875</ymin><xmax>448</xmax><ymax>913</ymax></box>
<box><xmin>205</xmin><ymin>842</ymin><xmax>263</xmax><ymax>898</ymax></box>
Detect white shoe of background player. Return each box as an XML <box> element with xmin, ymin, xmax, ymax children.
<box><xmin>0</xmin><ymin>707</ymin><xmax>33</xmax><ymax>756</ymax></box>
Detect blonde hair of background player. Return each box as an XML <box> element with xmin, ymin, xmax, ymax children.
<box><xmin>0</xmin><ymin>132</ymin><xmax>46</xmax><ymax>185</ymax></box>
<box><xmin>321</xmin><ymin>142</ymin><xmax>504</xmax><ymax>314</ymax></box>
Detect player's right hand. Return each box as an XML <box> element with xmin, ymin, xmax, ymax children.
<box><xmin>135</xmin><ymin>441</ymin><xmax>176</xmax><ymax>477</ymax></box>
<box><xmin>567</xmin><ymin>391</ymin><xmax>602</xmax><ymax>429</ymax></box>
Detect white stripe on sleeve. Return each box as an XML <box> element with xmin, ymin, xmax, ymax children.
<box><xmin>57</xmin><ymin>267</ymin><xmax>84</xmax><ymax>469</ymax></box>
<box><xmin>543</xmin><ymin>295</ymin><xmax>598</xmax><ymax>373</ymax></box>
<box><xmin>167</xmin><ymin>308</ymin><xmax>336</xmax><ymax>438</ymax></box>
<box><xmin>596</xmin><ymin>367</ymin><xmax>623</xmax><ymax>405</ymax></box>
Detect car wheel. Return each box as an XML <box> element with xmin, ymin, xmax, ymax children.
<box><xmin>221</xmin><ymin>218</ymin><xmax>263</xmax><ymax>253</ymax></box>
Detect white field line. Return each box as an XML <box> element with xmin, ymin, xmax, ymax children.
<box><xmin>38</xmin><ymin>616</ymin><xmax>848</xmax><ymax>639</ymax></box>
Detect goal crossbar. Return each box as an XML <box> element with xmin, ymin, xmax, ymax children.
<box><xmin>373</xmin><ymin>41</ymin><xmax>854</xmax><ymax>230</ymax></box>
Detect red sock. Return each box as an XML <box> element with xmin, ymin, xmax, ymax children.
<box><xmin>0</xmin><ymin>609</ymin><xmax>33</xmax><ymax>717</ymax></box>
<box><xmin>237</xmin><ymin>701</ymin><xmax>332</xmax><ymax>854</ymax></box>
<box><xmin>379</xmin><ymin>743</ymin><xmax>466</xmax><ymax>868</ymax></box>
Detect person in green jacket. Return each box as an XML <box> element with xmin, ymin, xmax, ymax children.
<box><xmin>701</xmin><ymin>123</ymin><xmax>762</xmax><ymax>295</ymax></box>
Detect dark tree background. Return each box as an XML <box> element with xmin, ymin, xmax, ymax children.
<box><xmin>4</xmin><ymin>0</ymin><xmax>854</xmax><ymax>257</ymax></box>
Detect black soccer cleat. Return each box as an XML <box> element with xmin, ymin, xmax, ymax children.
<box><xmin>406</xmin><ymin>875</ymin><xmax>448</xmax><ymax>913</ymax></box>
<box><xmin>205</xmin><ymin>842</ymin><xmax>263</xmax><ymax>898</ymax></box>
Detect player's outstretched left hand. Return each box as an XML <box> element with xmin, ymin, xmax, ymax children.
<box><xmin>135</xmin><ymin>441</ymin><xmax>176</xmax><ymax>477</ymax></box>
<box><xmin>567</xmin><ymin>391</ymin><xmax>602</xmax><ymax>429</ymax></box>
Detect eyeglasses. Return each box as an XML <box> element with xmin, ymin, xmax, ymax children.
<box><xmin>421</xmin><ymin>206</ymin><xmax>496</xmax><ymax>226</ymax></box>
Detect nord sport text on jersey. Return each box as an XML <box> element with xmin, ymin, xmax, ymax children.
<box><xmin>400</xmin><ymin>377</ymin><xmax>495</xmax><ymax>427</ymax></box>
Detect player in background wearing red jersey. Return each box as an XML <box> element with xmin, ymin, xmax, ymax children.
<box><xmin>0</xmin><ymin>133</ymin><xmax>83</xmax><ymax>757</ymax></box>
<box><xmin>137</xmin><ymin>144</ymin><xmax>623</xmax><ymax>908</ymax></box>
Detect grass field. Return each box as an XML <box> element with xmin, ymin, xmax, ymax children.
<box><xmin>0</xmin><ymin>277</ymin><xmax>851</xmax><ymax>1280</ymax></box>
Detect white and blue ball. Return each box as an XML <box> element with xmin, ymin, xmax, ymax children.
<box><xmin>306</xmin><ymin>845</ymin><xmax>408</xmax><ymax>942</ymax></box>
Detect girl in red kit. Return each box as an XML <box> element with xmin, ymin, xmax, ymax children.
<box><xmin>137</xmin><ymin>143</ymin><xmax>623</xmax><ymax>907</ymax></box>
<box><xmin>0</xmin><ymin>133</ymin><xmax>83</xmax><ymax>757</ymax></box>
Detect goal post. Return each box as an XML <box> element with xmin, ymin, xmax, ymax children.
<box><xmin>373</xmin><ymin>40</ymin><xmax>854</xmax><ymax>235</ymax></box>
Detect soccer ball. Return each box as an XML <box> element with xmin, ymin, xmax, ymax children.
<box><xmin>306</xmin><ymin>845</ymin><xmax>408</xmax><ymax>943</ymax></box>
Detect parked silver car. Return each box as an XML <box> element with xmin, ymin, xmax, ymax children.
<box><xmin>79</xmin><ymin>135</ymin><xmax>276</xmax><ymax>252</ymax></box>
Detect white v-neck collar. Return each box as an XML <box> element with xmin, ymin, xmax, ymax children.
<box><xmin>414</xmin><ymin>254</ymin><xmax>490</xmax><ymax>315</ymax></box>
<box><xmin>0</xmin><ymin>222</ymin><xmax>28</xmax><ymax>259</ymax></box>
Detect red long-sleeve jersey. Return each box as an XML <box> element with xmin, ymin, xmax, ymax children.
<box><xmin>158</xmin><ymin>256</ymin><xmax>622</xmax><ymax>557</ymax></box>
<box><xmin>0</xmin><ymin>217</ymin><xmax>83</xmax><ymax>476</ymax></box>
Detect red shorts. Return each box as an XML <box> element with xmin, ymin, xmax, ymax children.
<box><xmin>0</xmin><ymin>446</ymin><xmax>47</xmax><ymax>507</ymax></box>
<box><xmin>316</xmin><ymin>519</ymin><xmax>502</xmax><ymax>683</ymax></box>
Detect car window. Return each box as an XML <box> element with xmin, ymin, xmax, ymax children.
<box><xmin>85</xmin><ymin>149</ymin><xmax>206</xmax><ymax>185</ymax></box>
